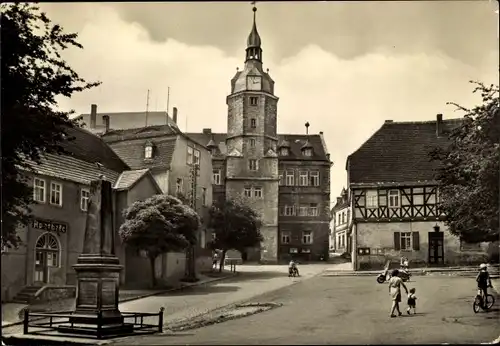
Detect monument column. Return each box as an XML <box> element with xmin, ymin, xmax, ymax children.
<box><xmin>61</xmin><ymin>179</ymin><xmax>133</xmax><ymax>335</ymax></box>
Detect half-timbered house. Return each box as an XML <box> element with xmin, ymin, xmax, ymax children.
<box><xmin>346</xmin><ymin>114</ymin><xmax>488</xmax><ymax>270</ymax></box>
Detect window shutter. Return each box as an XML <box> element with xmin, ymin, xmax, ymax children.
<box><xmin>412</xmin><ymin>232</ymin><xmax>420</xmax><ymax>251</ymax></box>
<box><xmin>394</xmin><ymin>232</ymin><xmax>401</xmax><ymax>250</ymax></box>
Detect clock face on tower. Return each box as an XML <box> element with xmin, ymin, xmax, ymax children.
<box><xmin>247</xmin><ymin>76</ymin><xmax>262</xmax><ymax>91</ymax></box>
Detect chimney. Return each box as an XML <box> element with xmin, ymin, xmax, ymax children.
<box><xmin>203</xmin><ymin>128</ymin><xmax>212</xmax><ymax>135</ymax></box>
<box><xmin>172</xmin><ymin>107</ymin><xmax>178</xmax><ymax>124</ymax></box>
<box><xmin>102</xmin><ymin>115</ymin><xmax>110</xmax><ymax>133</ymax></box>
<box><xmin>90</xmin><ymin>104</ymin><xmax>97</xmax><ymax>129</ymax></box>
<box><xmin>319</xmin><ymin>131</ymin><xmax>323</xmax><ymax>135</ymax></box>
<box><xmin>436</xmin><ymin>113</ymin><xmax>443</xmax><ymax>136</ymax></box>
<box><xmin>385</xmin><ymin>120</ymin><xmax>393</xmax><ymax>124</ymax></box>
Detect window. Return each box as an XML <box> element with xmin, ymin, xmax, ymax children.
<box><xmin>33</xmin><ymin>178</ymin><xmax>46</xmax><ymax>203</ymax></box>
<box><xmin>202</xmin><ymin>188</ymin><xmax>207</xmax><ymax>206</ymax></box>
<box><xmin>244</xmin><ymin>187</ymin><xmax>252</xmax><ymax>197</ymax></box>
<box><xmin>284</xmin><ymin>205</ymin><xmax>295</xmax><ymax>216</ymax></box>
<box><xmin>213</xmin><ymin>169</ymin><xmax>221</xmax><ymax>185</ymax></box>
<box><xmin>281</xmin><ymin>231</ymin><xmax>291</xmax><ymax>244</ymax></box>
<box><xmin>337</xmin><ymin>236</ymin><xmax>342</xmax><ymax>248</ymax></box>
<box><xmin>145</xmin><ymin>145</ymin><xmax>153</xmax><ymax>159</ymax></box>
<box><xmin>50</xmin><ymin>182</ymin><xmax>62</xmax><ymax>206</ymax></box>
<box><xmin>309</xmin><ymin>171</ymin><xmax>320</xmax><ymax>187</ymax></box>
<box><xmin>303</xmin><ymin>148</ymin><xmax>313</xmax><ymax>157</ymax></box>
<box><xmin>249</xmin><ymin>138</ymin><xmax>256</xmax><ymax>148</ymax></box>
<box><xmin>187</xmin><ymin>147</ymin><xmax>194</xmax><ymax>164</ymax></box>
<box><xmin>176</xmin><ymin>178</ymin><xmax>183</xmax><ymax>194</ymax></box>
<box><xmin>248</xmin><ymin>159</ymin><xmax>258</xmax><ymax>171</ymax></box>
<box><xmin>250</xmin><ymin>118</ymin><xmax>257</xmax><ymax>128</ymax></box>
<box><xmin>298</xmin><ymin>205</ymin><xmax>308</xmax><ymax>216</ymax></box>
<box><xmin>400</xmin><ymin>232</ymin><xmax>412</xmax><ymax>251</ymax></box>
<box><xmin>299</xmin><ymin>171</ymin><xmax>308</xmax><ymax>186</ymax></box>
<box><xmin>285</xmin><ymin>171</ymin><xmax>295</xmax><ymax>186</ymax></box>
<box><xmin>388</xmin><ymin>190</ymin><xmax>400</xmax><ymax>208</ymax></box>
<box><xmin>80</xmin><ymin>189</ymin><xmax>90</xmax><ymax>211</ymax></box>
<box><xmin>302</xmin><ymin>230</ymin><xmax>313</xmax><ymax>244</ymax></box>
<box><xmin>279</xmin><ymin>171</ymin><xmax>284</xmax><ymax>185</ymax></box>
<box><xmin>366</xmin><ymin>190</ymin><xmax>378</xmax><ymax>208</ymax></box>
<box><xmin>250</xmin><ymin>97</ymin><xmax>258</xmax><ymax>106</ymax></box>
<box><xmin>309</xmin><ymin>203</ymin><xmax>319</xmax><ymax>216</ymax></box>
<box><xmin>254</xmin><ymin>187</ymin><xmax>262</xmax><ymax>198</ymax></box>
<box><xmin>280</xmin><ymin>148</ymin><xmax>288</xmax><ymax>156</ymax></box>
<box><xmin>212</xmin><ymin>232</ymin><xmax>217</xmax><ymax>241</ymax></box>
<box><xmin>342</xmin><ymin>212</ymin><xmax>345</xmax><ymax>224</ymax></box>
<box><xmin>193</xmin><ymin>149</ymin><xmax>200</xmax><ymax>166</ymax></box>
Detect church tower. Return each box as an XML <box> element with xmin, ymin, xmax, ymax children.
<box><xmin>225</xmin><ymin>6</ymin><xmax>279</xmax><ymax>263</ymax></box>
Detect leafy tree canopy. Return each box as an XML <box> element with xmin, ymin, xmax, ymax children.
<box><xmin>1</xmin><ymin>3</ymin><xmax>99</xmax><ymax>249</ymax></box>
<box><xmin>430</xmin><ymin>81</ymin><xmax>499</xmax><ymax>243</ymax></box>
<box><xmin>119</xmin><ymin>194</ymin><xmax>200</xmax><ymax>286</ymax></box>
<box><xmin>208</xmin><ymin>200</ymin><xmax>263</xmax><ymax>270</ymax></box>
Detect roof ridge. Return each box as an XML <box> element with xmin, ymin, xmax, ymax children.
<box><xmin>387</xmin><ymin>117</ymin><xmax>463</xmax><ymax>125</ymax></box>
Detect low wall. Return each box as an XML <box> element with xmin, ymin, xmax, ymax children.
<box><xmin>36</xmin><ymin>285</ymin><xmax>76</xmax><ymax>303</ymax></box>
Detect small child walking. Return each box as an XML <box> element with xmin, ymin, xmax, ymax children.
<box><xmin>407</xmin><ymin>288</ymin><xmax>417</xmax><ymax>314</ymax></box>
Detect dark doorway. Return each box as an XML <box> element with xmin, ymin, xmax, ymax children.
<box><xmin>428</xmin><ymin>231</ymin><xmax>444</xmax><ymax>265</ymax></box>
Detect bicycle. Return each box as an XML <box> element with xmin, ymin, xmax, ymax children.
<box><xmin>473</xmin><ymin>287</ymin><xmax>495</xmax><ymax>313</ymax></box>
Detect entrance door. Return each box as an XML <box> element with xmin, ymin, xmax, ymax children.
<box><xmin>33</xmin><ymin>233</ymin><xmax>60</xmax><ymax>284</ymax></box>
<box><xmin>34</xmin><ymin>250</ymin><xmax>48</xmax><ymax>283</ymax></box>
<box><xmin>428</xmin><ymin>231</ymin><xmax>444</xmax><ymax>265</ymax></box>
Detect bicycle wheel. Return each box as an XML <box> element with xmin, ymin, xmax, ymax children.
<box><xmin>473</xmin><ymin>297</ymin><xmax>481</xmax><ymax>313</ymax></box>
<box><xmin>485</xmin><ymin>294</ymin><xmax>495</xmax><ymax>309</ymax></box>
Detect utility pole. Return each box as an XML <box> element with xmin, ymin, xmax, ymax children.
<box><xmin>183</xmin><ymin>163</ymin><xmax>199</xmax><ymax>282</ymax></box>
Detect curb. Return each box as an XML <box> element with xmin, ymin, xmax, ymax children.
<box><xmin>1</xmin><ymin>273</ymin><xmax>236</xmax><ymax>329</ymax></box>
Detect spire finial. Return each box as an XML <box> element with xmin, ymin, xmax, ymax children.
<box><xmin>305</xmin><ymin>122</ymin><xmax>310</xmax><ymax>135</ymax></box>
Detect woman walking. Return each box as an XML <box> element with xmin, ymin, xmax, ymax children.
<box><xmin>388</xmin><ymin>269</ymin><xmax>408</xmax><ymax>317</ymax></box>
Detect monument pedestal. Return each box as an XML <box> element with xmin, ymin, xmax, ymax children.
<box><xmin>57</xmin><ymin>254</ymin><xmax>133</xmax><ymax>336</ymax></box>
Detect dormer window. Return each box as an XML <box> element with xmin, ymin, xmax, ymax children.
<box><xmin>280</xmin><ymin>148</ymin><xmax>289</xmax><ymax>156</ymax></box>
<box><xmin>144</xmin><ymin>143</ymin><xmax>153</xmax><ymax>159</ymax></box>
<box><xmin>303</xmin><ymin>148</ymin><xmax>313</xmax><ymax>157</ymax></box>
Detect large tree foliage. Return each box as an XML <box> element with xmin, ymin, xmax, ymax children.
<box><xmin>119</xmin><ymin>194</ymin><xmax>200</xmax><ymax>286</ymax></box>
<box><xmin>430</xmin><ymin>81</ymin><xmax>499</xmax><ymax>243</ymax></box>
<box><xmin>1</xmin><ymin>3</ymin><xmax>99</xmax><ymax>249</ymax></box>
<box><xmin>208</xmin><ymin>200</ymin><xmax>263</xmax><ymax>272</ymax></box>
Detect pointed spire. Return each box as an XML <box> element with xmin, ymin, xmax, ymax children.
<box><xmin>245</xmin><ymin>5</ymin><xmax>263</xmax><ymax>63</ymax></box>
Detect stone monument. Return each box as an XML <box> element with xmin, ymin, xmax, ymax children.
<box><xmin>58</xmin><ymin>179</ymin><xmax>132</xmax><ymax>336</ymax></box>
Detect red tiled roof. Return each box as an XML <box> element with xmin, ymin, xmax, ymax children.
<box><xmin>185</xmin><ymin>132</ymin><xmax>329</xmax><ymax>161</ymax></box>
<box><xmin>61</xmin><ymin>126</ymin><xmax>129</xmax><ymax>172</ymax></box>
<box><xmin>348</xmin><ymin>118</ymin><xmax>463</xmax><ymax>185</ymax></box>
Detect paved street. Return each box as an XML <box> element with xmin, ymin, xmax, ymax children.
<box><xmin>118</xmin><ymin>264</ymin><xmax>328</xmax><ymax>324</ymax></box>
<box><xmin>110</xmin><ymin>275</ymin><xmax>500</xmax><ymax>345</ymax></box>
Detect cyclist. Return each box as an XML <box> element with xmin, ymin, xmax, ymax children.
<box><xmin>476</xmin><ymin>263</ymin><xmax>493</xmax><ymax>299</ymax></box>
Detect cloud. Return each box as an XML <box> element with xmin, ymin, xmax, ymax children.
<box><xmin>47</xmin><ymin>4</ymin><xmax>498</xmax><ymax>204</ymax></box>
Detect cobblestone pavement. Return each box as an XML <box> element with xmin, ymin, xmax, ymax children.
<box><xmin>109</xmin><ymin>275</ymin><xmax>500</xmax><ymax>345</ymax></box>
<box><xmin>2</xmin><ymin>264</ymin><xmax>328</xmax><ymax>337</ymax></box>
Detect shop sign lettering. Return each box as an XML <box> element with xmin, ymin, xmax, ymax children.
<box><xmin>32</xmin><ymin>219</ymin><xmax>68</xmax><ymax>235</ymax></box>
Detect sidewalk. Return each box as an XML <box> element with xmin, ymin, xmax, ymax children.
<box><xmin>1</xmin><ymin>271</ymin><xmax>233</xmax><ymax>328</ymax></box>
<box><xmin>322</xmin><ymin>264</ymin><xmax>500</xmax><ymax>277</ymax></box>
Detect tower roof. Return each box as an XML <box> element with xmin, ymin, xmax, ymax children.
<box><xmin>247</xmin><ymin>7</ymin><xmax>261</xmax><ymax>48</ymax></box>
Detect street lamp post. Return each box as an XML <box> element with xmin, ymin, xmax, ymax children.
<box><xmin>183</xmin><ymin>163</ymin><xmax>199</xmax><ymax>282</ymax></box>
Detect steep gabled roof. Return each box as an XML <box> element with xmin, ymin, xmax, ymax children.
<box><xmin>347</xmin><ymin>118</ymin><xmax>463</xmax><ymax>186</ymax></box>
<box><xmin>61</xmin><ymin>126</ymin><xmax>129</xmax><ymax>172</ymax></box>
<box><xmin>108</xmin><ymin>137</ymin><xmax>177</xmax><ymax>170</ymax></box>
<box><xmin>114</xmin><ymin>168</ymin><xmax>162</xmax><ymax>192</ymax></box>
<box><xmin>185</xmin><ymin>132</ymin><xmax>330</xmax><ymax>162</ymax></box>
<box><xmin>23</xmin><ymin>153</ymin><xmax>122</xmax><ymax>185</ymax></box>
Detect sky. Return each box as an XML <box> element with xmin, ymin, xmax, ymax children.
<box><xmin>39</xmin><ymin>1</ymin><xmax>499</xmax><ymax>207</ymax></box>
